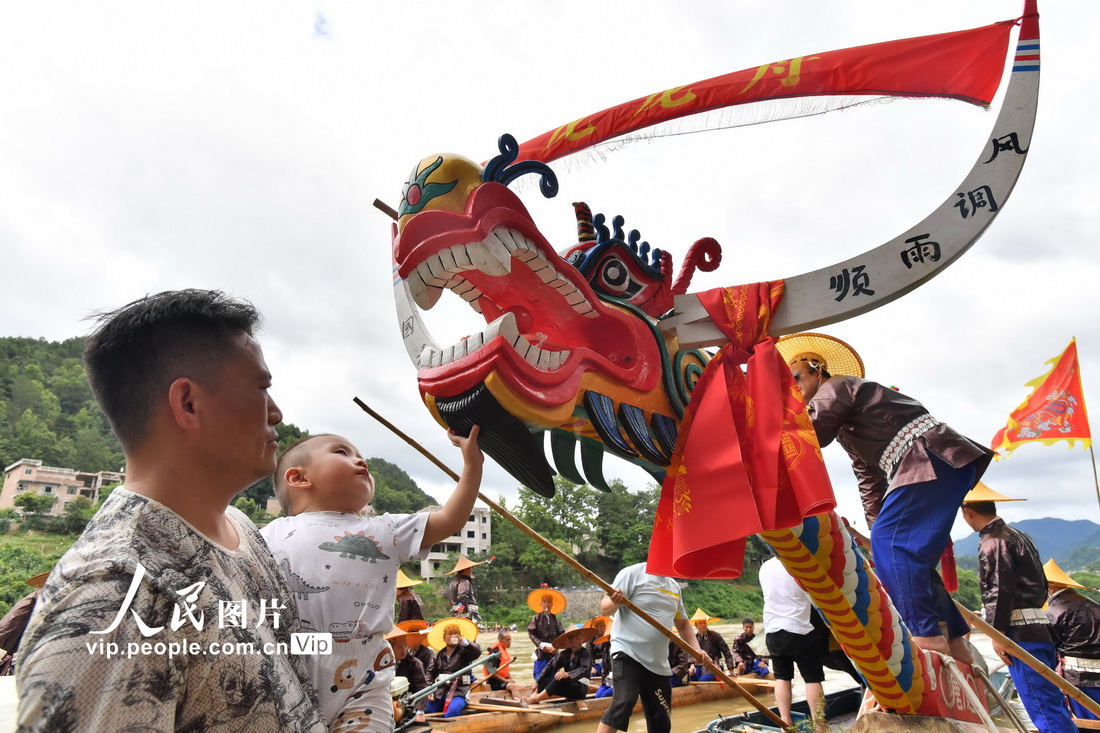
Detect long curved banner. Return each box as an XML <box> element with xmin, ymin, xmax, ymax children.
<box><xmin>515</xmin><ymin>21</ymin><xmax>1014</xmax><ymax>165</ymax></box>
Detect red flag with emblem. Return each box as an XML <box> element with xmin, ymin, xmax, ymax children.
<box><xmin>991</xmin><ymin>339</ymin><xmax>1092</xmax><ymax>457</ymax></box>
<box><xmin>515</xmin><ymin>20</ymin><xmax>1014</xmax><ymax>165</ymax></box>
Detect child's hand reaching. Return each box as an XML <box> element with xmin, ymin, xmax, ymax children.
<box><xmin>448</xmin><ymin>425</ymin><xmax>483</xmax><ymax>468</ymax></box>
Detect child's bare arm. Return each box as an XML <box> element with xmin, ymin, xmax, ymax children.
<box><xmin>422</xmin><ymin>426</ymin><xmax>484</xmax><ymax>548</ymax></box>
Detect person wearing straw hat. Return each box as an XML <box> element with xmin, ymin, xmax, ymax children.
<box><xmin>398</xmin><ymin>619</ymin><xmax>434</xmax><ymax>672</ymax></box>
<box><xmin>777</xmin><ymin>331</ymin><xmax>993</xmax><ymax>663</ymax></box>
<box><xmin>0</xmin><ymin>572</ymin><xmax>48</xmax><ymax>676</ymax></box>
<box><xmin>425</xmin><ymin>617</ymin><xmax>482</xmax><ymax>718</ymax></box>
<box><xmin>386</xmin><ymin>625</ymin><xmax>429</xmax><ymax>722</ymax></box>
<box><xmin>1045</xmin><ymin>558</ymin><xmax>1100</xmax><ymax>720</ymax></box>
<box><xmin>525</xmin><ymin>626</ymin><xmax>599</xmax><ymax>704</ymax></box>
<box><xmin>396</xmin><ymin>568</ymin><xmax>425</xmax><ymax>622</ymax></box>
<box><xmin>585</xmin><ymin>615</ymin><xmax>613</xmax><ymax>695</ymax></box>
<box><xmin>445</xmin><ymin>555</ymin><xmax>486</xmax><ymax>622</ymax></box>
<box><xmin>961</xmin><ymin>492</ymin><xmax>1077</xmax><ymax>733</ymax></box>
<box><xmin>527</xmin><ymin>586</ymin><xmax>566</xmax><ymax>681</ymax></box>
<box><xmin>689</xmin><ymin>608</ymin><xmax>736</xmax><ymax>681</ymax></box>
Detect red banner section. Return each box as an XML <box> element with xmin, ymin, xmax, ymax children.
<box><xmin>992</xmin><ymin>339</ymin><xmax>1092</xmax><ymax>457</ymax></box>
<box><xmin>647</xmin><ymin>282</ymin><xmax>835</xmax><ymax>579</ymax></box>
<box><xmin>517</xmin><ymin>22</ymin><xmax>1013</xmax><ymax>165</ymax></box>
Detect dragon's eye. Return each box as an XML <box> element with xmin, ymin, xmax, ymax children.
<box><xmin>599</xmin><ymin>259</ymin><xmax>632</xmax><ymax>294</ymax></box>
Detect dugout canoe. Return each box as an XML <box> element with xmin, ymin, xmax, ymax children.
<box><xmin>404</xmin><ymin>677</ymin><xmax>774</xmax><ymax>733</ymax></box>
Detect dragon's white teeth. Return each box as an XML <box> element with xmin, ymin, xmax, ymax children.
<box><xmin>408</xmin><ymin>269</ymin><xmax>444</xmax><ymax>310</ymax></box>
<box><xmin>450</xmin><ymin>243</ymin><xmax>473</xmax><ymax>269</ymax></box>
<box><xmin>466</xmin><ymin>240</ymin><xmax>511</xmax><ymax>276</ymax></box>
<box><xmin>418</xmin><ymin>258</ymin><xmax>447</xmax><ymax>286</ymax></box>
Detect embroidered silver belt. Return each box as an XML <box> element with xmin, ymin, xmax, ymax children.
<box><xmin>1010</xmin><ymin>607</ymin><xmax>1051</xmax><ymax>626</ymax></box>
<box><xmin>878</xmin><ymin>414</ymin><xmax>942</xmax><ymax>477</ymax></box>
<box><xmin>1064</xmin><ymin>656</ymin><xmax>1100</xmax><ymax>672</ymax></box>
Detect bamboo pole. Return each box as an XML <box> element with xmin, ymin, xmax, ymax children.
<box><xmin>467</xmin><ymin>703</ymin><xmax>575</xmax><ymax>717</ymax></box>
<box><xmin>353</xmin><ymin>397</ymin><xmax>787</xmax><ymax>729</ymax></box>
<box><xmin>955</xmin><ymin>600</ymin><xmax>1100</xmax><ymax>719</ymax></box>
<box><xmin>469</xmin><ymin>658</ymin><xmax>514</xmax><ymax>691</ymax></box>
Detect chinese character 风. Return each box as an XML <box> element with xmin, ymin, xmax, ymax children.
<box><xmin>982</xmin><ymin>132</ymin><xmax>1028</xmax><ymax>164</ymax></box>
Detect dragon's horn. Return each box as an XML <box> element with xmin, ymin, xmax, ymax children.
<box><xmin>671</xmin><ymin>237</ymin><xmax>722</xmax><ymax>295</ymax></box>
<box><xmin>573</xmin><ymin>202</ymin><xmax>596</xmax><ymax>243</ymax></box>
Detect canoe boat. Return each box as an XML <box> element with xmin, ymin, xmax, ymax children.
<box><xmin>700</xmin><ymin>686</ymin><xmax>864</xmax><ymax>733</ymax></box>
<box><xmin>400</xmin><ymin>677</ymin><xmax>774</xmax><ymax>733</ymax></box>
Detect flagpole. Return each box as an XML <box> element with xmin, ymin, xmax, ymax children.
<box><xmin>1090</xmin><ymin>445</ymin><xmax>1100</xmax><ymax>513</ymax></box>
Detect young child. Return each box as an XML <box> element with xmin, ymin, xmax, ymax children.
<box><xmin>262</xmin><ymin>428</ymin><xmax>483</xmax><ymax>730</ymax></box>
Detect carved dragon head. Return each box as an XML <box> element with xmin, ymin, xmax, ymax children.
<box><xmin>391</xmin><ymin>136</ymin><xmax>720</xmax><ymax>496</ymax></box>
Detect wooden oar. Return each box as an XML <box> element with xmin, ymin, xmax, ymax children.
<box><xmin>470</xmin><ymin>658</ymin><xmax>514</xmax><ymax>690</ymax></box>
<box><xmin>467</xmin><ymin>703</ymin><xmax>574</xmax><ymax>717</ymax></box>
<box><xmin>955</xmin><ymin>601</ymin><xmax>1100</xmax><ymax>719</ymax></box>
<box><xmin>354</xmin><ymin>397</ymin><xmax>788</xmax><ymax>730</ymax></box>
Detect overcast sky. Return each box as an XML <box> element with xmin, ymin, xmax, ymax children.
<box><xmin>1</xmin><ymin>1</ymin><xmax>1096</xmax><ymax>545</ymax></box>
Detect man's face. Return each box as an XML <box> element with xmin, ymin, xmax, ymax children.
<box><xmin>694</xmin><ymin>620</ymin><xmax>708</xmax><ymax>634</ymax></box>
<box><xmin>541</xmin><ymin>596</ymin><xmax>553</xmax><ymax>613</ymax></box>
<box><xmin>201</xmin><ymin>334</ymin><xmax>282</xmax><ymax>488</ymax></box>
<box><xmin>391</xmin><ymin>636</ymin><xmax>408</xmax><ymax>661</ymax></box>
<box><xmin>445</xmin><ymin>625</ymin><xmax>462</xmax><ymax>647</ymax></box>
<box><xmin>743</xmin><ymin>622</ymin><xmax>754</xmax><ymax>636</ymax></box>
<box><xmin>790</xmin><ymin>354</ymin><xmax>825</xmax><ymax>401</ymax></box>
<box><xmin>500</xmin><ymin>634</ymin><xmax>511</xmax><ymax>649</ymax></box>
<box><xmin>302</xmin><ymin>435</ymin><xmax>375</xmax><ymax>513</ymax></box>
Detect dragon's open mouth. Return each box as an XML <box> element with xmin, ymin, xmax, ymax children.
<box><xmin>393</xmin><ymin>182</ymin><xmax>659</xmax><ymax>408</ymax></box>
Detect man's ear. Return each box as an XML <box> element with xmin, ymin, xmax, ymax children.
<box><xmin>167</xmin><ymin>378</ymin><xmax>201</xmax><ymax>430</ymax></box>
<box><xmin>284</xmin><ymin>466</ymin><xmax>311</xmax><ymax>489</ymax></box>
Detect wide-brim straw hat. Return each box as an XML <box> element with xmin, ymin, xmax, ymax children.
<box><xmin>584</xmin><ymin>616</ymin><xmax>613</xmax><ymax>645</ymax></box>
<box><xmin>1045</xmin><ymin>558</ymin><xmax>1089</xmax><ymax>590</ymax></box>
<box><xmin>527</xmin><ymin>588</ymin><xmax>567</xmax><ymax>614</ymax></box>
<box><xmin>445</xmin><ymin>555</ymin><xmax>487</xmax><ymax>575</ymax></box>
<box><xmin>775</xmin><ymin>332</ymin><xmax>865</xmax><ymax>379</ymax></box>
<box><xmin>396</xmin><ymin>619</ymin><xmax>429</xmax><ymax>647</ymax></box>
<box><xmin>26</xmin><ymin>572</ymin><xmax>50</xmax><ymax>588</ymax></box>
<box><xmin>384</xmin><ymin>625</ymin><xmax>423</xmax><ymax>644</ymax></box>
<box><xmin>963</xmin><ymin>482</ymin><xmax>1025</xmax><ymax>504</ymax></box>
<box><xmin>553</xmin><ymin>626</ymin><xmax>600</xmax><ymax>649</ymax></box>
<box><xmin>426</xmin><ymin>617</ymin><xmax>479</xmax><ymax>651</ymax></box>
<box><xmin>690</xmin><ymin>608</ymin><xmax>720</xmax><ymax>624</ymax></box>
<box><xmin>397</xmin><ymin>569</ymin><xmax>424</xmax><ymax>589</ymax></box>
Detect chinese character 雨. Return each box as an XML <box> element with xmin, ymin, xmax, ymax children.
<box><xmin>954</xmin><ymin>186</ymin><xmax>999</xmax><ymax>219</ymax></box>
<box><xmin>900</xmin><ymin>234</ymin><xmax>942</xmax><ymax>269</ymax></box>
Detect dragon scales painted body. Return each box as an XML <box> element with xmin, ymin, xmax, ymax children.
<box><xmin>389</xmin><ymin>5</ymin><xmax>1039</xmax><ymax>722</ymax></box>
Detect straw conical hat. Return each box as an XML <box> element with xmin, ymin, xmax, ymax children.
<box><xmin>690</xmin><ymin>608</ymin><xmax>720</xmax><ymax>624</ymax></box>
<box><xmin>397</xmin><ymin>569</ymin><xmax>424</xmax><ymax>589</ymax></box>
<box><xmin>553</xmin><ymin>626</ymin><xmax>600</xmax><ymax>649</ymax></box>
<box><xmin>527</xmin><ymin>587</ymin><xmax>567</xmax><ymax>614</ymax></box>
<box><xmin>396</xmin><ymin>619</ymin><xmax>429</xmax><ymax>647</ymax></box>
<box><xmin>775</xmin><ymin>333</ymin><xmax>865</xmax><ymax>378</ymax></box>
<box><xmin>426</xmin><ymin>617</ymin><xmax>479</xmax><ymax>651</ymax></box>
<box><xmin>384</xmin><ymin>625</ymin><xmax>423</xmax><ymax>644</ymax></box>
<box><xmin>26</xmin><ymin>572</ymin><xmax>50</xmax><ymax>588</ymax></box>
<box><xmin>584</xmin><ymin>616</ymin><xmax>613</xmax><ymax>644</ymax></box>
<box><xmin>963</xmin><ymin>482</ymin><xmax>1025</xmax><ymax>504</ymax></box>
<box><xmin>1044</xmin><ymin>558</ymin><xmax>1089</xmax><ymax>590</ymax></box>
<box><xmin>444</xmin><ymin>555</ymin><xmax>487</xmax><ymax>575</ymax></box>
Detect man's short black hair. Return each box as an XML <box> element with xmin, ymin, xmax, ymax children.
<box><xmin>963</xmin><ymin>500</ymin><xmax>997</xmax><ymax>517</ymax></box>
<box><xmin>742</xmin><ymin>617</ymin><xmax>754</xmax><ymax>625</ymax></box>
<box><xmin>83</xmin><ymin>289</ymin><xmax>261</xmax><ymax>451</ymax></box>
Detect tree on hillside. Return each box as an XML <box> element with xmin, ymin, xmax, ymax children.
<box><xmin>369</xmin><ymin>457</ymin><xmax>438</xmax><ymax>514</ymax></box>
<box><xmin>57</xmin><ymin>496</ymin><xmax>96</xmax><ymax>534</ymax></box>
<box><xmin>241</xmin><ymin>422</ymin><xmax>308</xmax><ymax>505</ymax></box>
<box><xmin>14</xmin><ymin>492</ymin><xmax>57</xmax><ymax>518</ymax></box>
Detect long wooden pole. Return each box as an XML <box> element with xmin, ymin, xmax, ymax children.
<box><xmin>353</xmin><ymin>397</ymin><xmax>787</xmax><ymax>728</ymax></box>
<box><xmin>955</xmin><ymin>601</ymin><xmax>1100</xmax><ymax>719</ymax></box>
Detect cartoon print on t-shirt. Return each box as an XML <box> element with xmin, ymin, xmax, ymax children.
<box><xmin>278</xmin><ymin>557</ymin><xmax>329</xmax><ymax>599</ymax></box>
<box><xmin>319</xmin><ymin>531</ymin><xmax>391</xmax><ymax>563</ymax></box>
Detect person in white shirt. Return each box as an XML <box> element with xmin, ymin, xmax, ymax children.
<box><xmin>760</xmin><ymin>556</ymin><xmax>824</xmax><ymax>726</ymax></box>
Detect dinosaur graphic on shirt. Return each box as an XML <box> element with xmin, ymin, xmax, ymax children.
<box><xmin>279</xmin><ymin>557</ymin><xmax>330</xmax><ymax>599</ymax></box>
<box><xmin>319</xmin><ymin>531</ymin><xmax>391</xmax><ymax>563</ymax></box>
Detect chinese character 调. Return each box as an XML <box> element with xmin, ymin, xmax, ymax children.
<box><xmin>954</xmin><ymin>186</ymin><xmax>999</xmax><ymax>219</ymax></box>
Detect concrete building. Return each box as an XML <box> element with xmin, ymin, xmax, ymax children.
<box><xmin>418</xmin><ymin>505</ymin><xmax>492</xmax><ymax>579</ymax></box>
<box><xmin>1</xmin><ymin>458</ymin><xmax>125</xmax><ymax>516</ymax></box>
